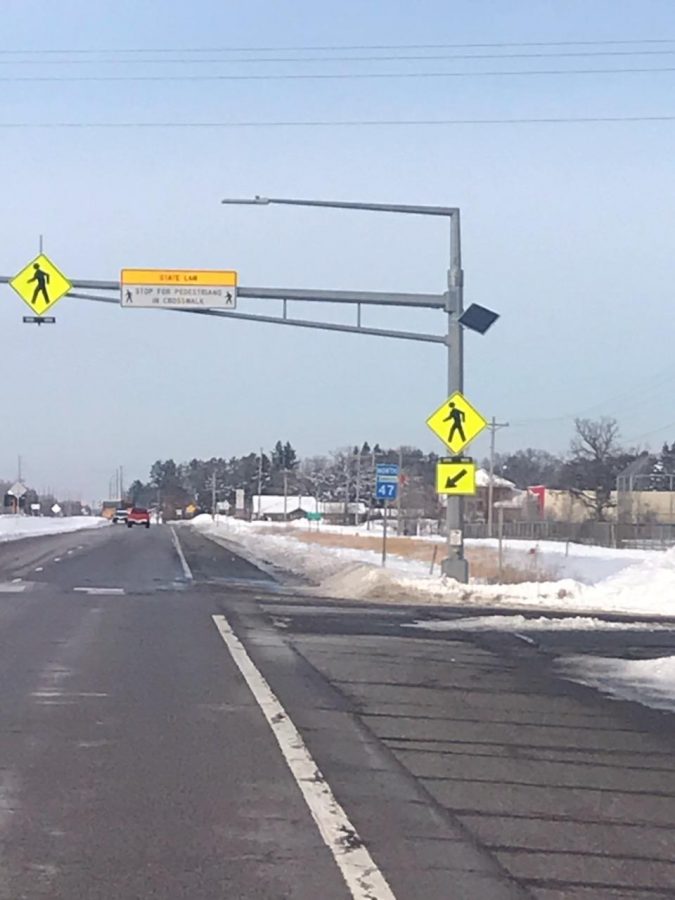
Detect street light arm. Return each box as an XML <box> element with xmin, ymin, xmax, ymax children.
<box><xmin>220</xmin><ymin>197</ymin><xmax>271</xmax><ymax>205</ymax></box>
<box><xmin>221</xmin><ymin>196</ymin><xmax>459</xmax><ymax>217</ymax></box>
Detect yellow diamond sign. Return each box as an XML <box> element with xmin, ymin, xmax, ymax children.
<box><xmin>10</xmin><ymin>254</ymin><xmax>72</xmax><ymax>316</ymax></box>
<box><xmin>436</xmin><ymin>460</ymin><xmax>477</xmax><ymax>495</ymax></box>
<box><xmin>426</xmin><ymin>391</ymin><xmax>488</xmax><ymax>455</ymax></box>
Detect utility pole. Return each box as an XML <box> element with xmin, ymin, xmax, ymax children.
<box><xmin>344</xmin><ymin>453</ymin><xmax>351</xmax><ymax>525</ymax></box>
<box><xmin>354</xmin><ymin>446</ymin><xmax>361</xmax><ymax>526</ymax></box>
<box><xmin>120</xmin><ymin>465</ymin><xmax>124</xmax><ymax>504</ymax></box>
<box><xmin>487</xmin><ymin>417</ymin><xmax>510</xmax><ymax>538</ymax></box>
<box><xmin>211</xmin><ymin>469</ymin><xmax>217</xmax><ymax>520</ymax></box>
<box><xmin>283</xmin><ymin>469</ymin><xmax>288</xmax><ymax>521</ymax></box>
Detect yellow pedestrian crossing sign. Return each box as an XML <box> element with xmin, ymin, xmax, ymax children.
<box><xmin>426</xmin><ymin>391</ymin><xmax>488</xmax><ymax>455</ymax></box>
<box><xmin>436</xmin><ymin>460</ymin><xmax>477</xmax><ymax>495</ymax></box>
<box><xmin>9</xmin><ymin>254</ymin><xmax>72</xmax><ymax>316</ymax></box>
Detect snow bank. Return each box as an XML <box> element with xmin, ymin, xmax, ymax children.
<box><xmin>0</xmin><ymin>515</ymin><xmax>108</xmax><ymax>543</ymax></box>
<box><xmin>405</xmin><ymin>615</ymin><xmax>675</xmax><ymax>633</ymax></box>
<box><xmin>190</xmin><ymin>515</ymin><xmax>675</xmax><ymax>617</ymax></box>
<box><xmin>559</xmin><ymin>654</ymin><xmax>675</xmax><ymax>712</ymax></box>
<box><xmin>467</xmin><ymin>538</ymin><xmax>654</xmax><ymax>585</ymax></box>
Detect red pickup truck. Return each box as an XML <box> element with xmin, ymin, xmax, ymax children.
<box><xmin>126</xmin><ymin>507</ymin><xmax>150</xmax><ymax>529</ymax></box>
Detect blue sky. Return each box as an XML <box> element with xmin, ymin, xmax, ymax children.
<box><xmin>2</xmin><ymin>0</ymin><xmax>675</xmax><ymax>499</ymax></box>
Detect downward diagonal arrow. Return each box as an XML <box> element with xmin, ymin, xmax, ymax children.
<box><xmin>445</xmin><ymin>468</ymin><xmax>468</xmax><ymax>489</ymax></box>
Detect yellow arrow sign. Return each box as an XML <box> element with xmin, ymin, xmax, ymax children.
<box><xmin>436</xmin><ymin>460</ymin><xmax>477</xmax><ymax>496</ymax></box>
<box><xmin>9</xmin><ymin>254</ymin><xmax>72</xmax><ymax>316</ymax></box>
<box><xmin>426</xmin><ymin>391</ymin><xmax>488</xmax><ymax>455</ymax></box>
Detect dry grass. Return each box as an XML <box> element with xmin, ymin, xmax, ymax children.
<box><xmin>466</xmin><ymin>547</ymin><xmax>558</xmax><ymax>584</ymax></box>
<box><xmin>262</xmin><ymin>526</ymin><xmax>557</xmax><ymax>584</ymax></box>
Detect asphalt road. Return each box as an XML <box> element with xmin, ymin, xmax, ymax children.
<box><xmin>1</xmin><ymin>523</ymin><xmax>675</xmax><ymax>898</ymax></box>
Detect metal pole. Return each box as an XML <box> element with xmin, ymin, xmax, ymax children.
<box><xmin>382</xmin><ymin>501</ymin><xmax>388</xmax><ymax>567</ymax></box>
<box><xmin>367</xmin><ymin>447</ymin><xmax>376</xmax><ymax>530</ymax></box>
<box><xmin>442</xmin><ymin>211</ymin><xmax>468</xmax><ymax>582</ymax></box>
<box><xmin>257</xmin><ymin>449</ymin><xmax>263</xmax><ymax>519</ymax></box>
<box><xmin>283</xmin><ymin>469</ymin><xmax>288</xmax><ymax>521</ymax></box>
<box><xmin>211</xmin><ymin>469</ymin><xmax>216</xmax><ymax>521</ymax></box>
<box><xmin>220</xmin><ymin>195</ymin><xmax>472</xmax><ymax>581</ymax></box>
<box><xmin>396</xmin><ymin>447</ymin><xmax>403</xmax><ymax>535</ymax></box>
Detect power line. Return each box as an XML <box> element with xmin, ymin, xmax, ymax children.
<box><xmin>4</xmin><ymin>49</ymin><xmax>675</xmax><ymax>66</ymax></box>
<box><xmin>3</xmin><ymin>66</ymin><xmax>675</xmax><ymax>84</ymax></box>
<box><xmin>511</xmin><ymin>363</ymin><xmax>675</xmax><ymax>428</ymax></box>
<box><xmin>2</xmin><ymin>39</ymin><xmax>675</xmax><ymax>54</ymax></box>
<box><xmin>0</xmin><ymin>115</ymin><xmax>674</xmax><ymax>128</ymax></box>
<box><xmin>625</xmin><ymin>419</ymin><xmax>675</xmax><ymax>443</ymax></box>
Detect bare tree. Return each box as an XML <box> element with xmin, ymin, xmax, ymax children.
<box><xmin>560</xmin><ymin>417</ymin><xmax>636</xmax><ymax>521</ymax></box>
<box><xmin>487</xmin><ymin>448</ymin><xmax>563</xmax><ymax>489</ymax></box>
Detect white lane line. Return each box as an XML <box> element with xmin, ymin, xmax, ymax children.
<box><xmin>170</xmin><ymin>527</ymin><xmax>193</xmax><ymax>582</ymax></box>
<box><xmin>211</xmin><ymin>614</ymin><xmax>396</xmax><ymax>900</ymax></box>
<box><xmin>53</xmin><ymin>557</ymin><xmax>61</xmax><ymax>563</ymax></box>
<box><xmin>0</xmin><ymin>583</ymin><xmax>26</xmax><ymax>593</ymax></box>
<box><xmin>73</xmin><ymin>587</ymin><xmax>125</xmax><ymax>596</ymax></box>
<box><xmin>514</xmin><ymin>633</ymin><xmax>537</xmax><ymax>646</ymax></box>
<box><xmin>34</xmin><ymin>567</ymin><xmax>43</xmax><ymax>572</ymax></box>
<box><xmin>11</xmin><ymin>578</ymin><xmax>22</xmax><ymax>584</ymax></box>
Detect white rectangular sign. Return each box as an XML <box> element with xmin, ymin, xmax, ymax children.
<box><xmin>121</xmin><ymin>269</ymin><xmax>237</xmax><ymax>310</ymax></box>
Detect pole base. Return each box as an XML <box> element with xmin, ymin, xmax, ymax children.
<box><xmin>441</xmin><ymin>556</ymin><xmax>469</xmax><ymax>583</ymax></box>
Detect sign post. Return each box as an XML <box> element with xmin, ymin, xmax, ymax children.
<box><xmin>426</xmin><ymin>389</ymin><xmax>488</xmax><ymax>579</ymax></box>
<box><xmin>376</xmin><ymin>463</ymin><xmax>399</xmax><ymax>567</ymax></box>
<box><xmin>7</xmin><ymin>482</ymin><xmax>27</xmax><ymax>515</ymax></box>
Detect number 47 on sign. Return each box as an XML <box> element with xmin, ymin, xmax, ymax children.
<box><xmin>375</xmin><ymin>463</ymin><xmax>399</xmax><ymax>501</ymax></box>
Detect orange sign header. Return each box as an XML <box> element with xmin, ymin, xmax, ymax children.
<box><xmin>121</xmin><ymin>269</ymin><xmax>237</xmax><ymax>287</ymax></box>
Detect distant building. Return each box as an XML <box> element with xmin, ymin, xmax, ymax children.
<box><xmin>252</xmin><ymin>495</ymin><xmax>318</xmax><ymax>521</ymax></box>
<box><xmin>318</xmin><ymin>501</ymin><xmax>368</xmax><ymax>524</ymax></box>
<box><xmin>251</xmin><ymin>495</ymin><xmax>368</xmax><ymax>523</ymax></box>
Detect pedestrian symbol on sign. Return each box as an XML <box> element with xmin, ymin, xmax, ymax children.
<box><xmin>28</xmin><ymin>263</ymin><xmax>50</xmax><ymax>307</ymax></box>
<box><xmin>443</xmin><ymin>401</ymin><xmax>466</xmax><ymax>446</ymax></box>
<box><xmin>426</xmin><ymin>391</ymin><xmax>488</xmax><ymax>455</ymax></box>
<box><xmin>9</xmin><ymin>253</ymin><xmax>72</xmax><ymax>317</ymax></box>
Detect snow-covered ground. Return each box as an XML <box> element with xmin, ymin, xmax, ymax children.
<box><xmin>0</xmin><ymin>515</ymin><xmax>108</xmax><ymax>543</ymax></box>
<box><xmin>190</xmin><ymin>515</ymin><xmax>675</xmax><ymax>618</ymax></box>
<box><xmin>559</xmin><ymin>655</ymin><xmax>675</xmax><ymax>713</ymax></box>
<box><xmin>238</xmin><ymin>517</ymin><xmax>653</xmax><ymax>584</ymax></box>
